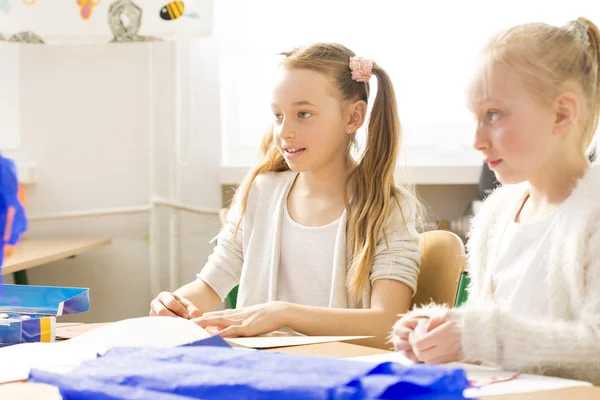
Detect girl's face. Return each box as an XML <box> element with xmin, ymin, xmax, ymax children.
<box><xmin>467</xmin><ymin>63</ymin><xmax>559</xmax><ymax>185</ymax></box>
<box><xmin>271</xmin><ymin>68</ymin><xmax>351</xmax><ymax>174</ymax></box>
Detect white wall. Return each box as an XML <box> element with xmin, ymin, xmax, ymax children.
<box><xmin>16</xmin><ymin>41</ymin><xmax>222</xmax><ymax>323</ymax></box>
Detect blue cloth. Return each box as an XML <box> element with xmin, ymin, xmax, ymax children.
<box><xmin>0</xmin><ymin>154</ymin><xmax>27</xmax><ymax>279</ymax></box>
<box><xmin>30</xmin><ymin>345</ymin><xmax>470</xmax><ymax>399</ymax></box>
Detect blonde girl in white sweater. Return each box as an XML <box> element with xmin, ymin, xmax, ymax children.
<box><xmin>150</xmin><ymin>43</ymin><xmax>421</xmax><ymax>348</ymax></box>
<box><xmin>392</xmin><ymin>17</ymin><xmax>600</xmax><ymax>384</ymax></box>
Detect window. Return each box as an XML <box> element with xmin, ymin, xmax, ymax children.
<box><xmin>211</xmin><ymin>0</ymin><xmax>600</xmax><ymax>166</ymax></box>
<box><xmin>0</xmin><ymin>44</ymin><xmax>20</xmax><ymax>151</ymax></box>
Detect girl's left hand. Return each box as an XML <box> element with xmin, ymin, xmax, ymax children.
<box><xmin>410</xmin><ymin>310</ymin><xmax>464</xmax><ymax>364</ymax></box>
<box><xmin>193</xmin><ymin>301</ymin><xmax>290</xmax><ymax>338</ymax></box>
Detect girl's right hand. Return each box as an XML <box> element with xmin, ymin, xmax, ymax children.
<box><xmin>391</xmin><ymin>316</ymin><xmax>424</xmax><ymax>363</ymax></box>
<box><xmin>149</xmin><ymin>291</ymin><xmax>202</xmax><ymax>320</ymax></box>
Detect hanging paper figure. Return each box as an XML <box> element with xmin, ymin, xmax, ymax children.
<box><xmin>108</xmin><ymin>0</ymin><xmax>159</xmax><ymax>42</ymax></box>
<box><xmin>77</xmin><ymin>0</ymin><xmax>100</xmax><ymax>20</ymax></box>
<box><xmin>8</xmin><ymin>31</ymin><xmax>44</xmax><ymax>43</ymax></box>
<box><xmin>0</xmin><ymin>0</ymin><xmax>11</xmax><ymax>13</ymax></box>
<box><xmin>159</xmin><ymin>1</ymin><xmax>199</xmax><ymax>21</ymax></box>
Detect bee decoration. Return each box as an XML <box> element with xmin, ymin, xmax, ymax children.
<box><xmin>160</xmin><ymin>1</ymin><xmax>199</xmax><ymax>21</ymax></box>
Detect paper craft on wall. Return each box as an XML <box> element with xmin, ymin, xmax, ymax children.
<box><xmin>0</xmin><ymin>0</ymin><xmax>211</xmax><ymax>44</ymax></box>
<box><xmin>77</xmin><ymin>0</ymin><xmax>100</xmax><ymax>21</ymax></box>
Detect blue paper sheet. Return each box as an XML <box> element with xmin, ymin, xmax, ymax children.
<box><xmin>30</xmin><ymin>345</ymin><xmax>470</xmax><ymax>399</ymax></box>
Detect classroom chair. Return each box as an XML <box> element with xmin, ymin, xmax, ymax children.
<box><xmin>218</xmin><ymin>208</ymin><xmax>468</xmax><ymax>310</ymax></box>
<box><xmin>412</xmin><ymin>230</ymin><xmax>467</xmax><ymax>309</ymax></box>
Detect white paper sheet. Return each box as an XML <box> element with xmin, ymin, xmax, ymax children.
<box><xmin>347</xmin><ymin>351</ymin><xmax>414</xmax><ymax>365</ymax></box>
<box><xmin>0</xmin><ymin>316</ymin><xmax>212</xmax><ymax>383</ymax></box>
<box><xmin>0</xmin><ymin>342</ymin><xmax>98</xmax><ymax>383</ymax></box>
<box><xmin>456</xmin><ymin>363</ymin><xmax>592</xmax><ymax>398</ymax></box>
<box><xmin>65</xmin><ymin>316</ymin><xmax>211</xmax><ymax>354</ymax></box>
<box><xmin>0</xmin><ymin>317</ymin><xmax>371</xmax><ymax>382</ymax></box>
<box><xmin>226</xmin><ymin>335</ymin><xmax>373</xmax><ymax>349</ymax></box>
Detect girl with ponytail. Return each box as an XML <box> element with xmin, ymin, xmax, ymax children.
<box><xmin>151</xmin><ymin>43</ymin><xmax>421</xmax><ymax>348</ymax></box>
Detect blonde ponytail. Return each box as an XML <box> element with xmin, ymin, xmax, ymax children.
<box><xmin>231</xmin><ymin>43</ymin><xmax>418</xmax><ymax>301</ymax></box>
<box><xmin>578</xmin><ymin>17</ymin><xmax>600</xmax><ymax>151</ymax></box>
<box><xmin>345</xmin><ymin>65</ymin><xmax>406</xmax><ymax>299</ymax></box>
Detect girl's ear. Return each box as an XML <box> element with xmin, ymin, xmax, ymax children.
<box><xmin>553</xmin><ymin>92</ymin><xmax>579</xmax><ymax>137</ymax></box>
<box><xmin>346</xmin><ymin>100</ymin><xmax>368</xmax><ymax>134</ymax></box>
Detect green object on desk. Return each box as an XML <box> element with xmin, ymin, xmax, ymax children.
<box><xmin>12</xmin><ymin>270</ymin><xmax>29</xmax><ymax>285</ymax></box>
<box><xmin>227</xmin><ymin>285</ymin><xmax>239</xmax><ymax>309</ymax></box>
<box><xmin>454</xmin><ymin>271</ymin><xmax>469</xmax><ymax>307</ymax></box>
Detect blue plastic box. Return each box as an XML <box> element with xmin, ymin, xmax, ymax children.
<box><xmin>0</xmin><ymin>284</ymin><xmax>89</xmax><ymax>345</ymax></box>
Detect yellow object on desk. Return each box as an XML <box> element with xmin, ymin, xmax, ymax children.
<box><xmin>39</xmin><ymin>317</ymin><xmax>54</xmax><ymax>342</ymax></box>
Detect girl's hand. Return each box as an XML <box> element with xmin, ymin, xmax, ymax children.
<box><xmin>149</xmin><ymin>291</ymin><xmax>202</xmax><ymax>319</ymax></box>
<box><xmin>193</xmin><ymin>301</ymin><xmax>290</xmax><ymax>338</ymax></box>
<box><xmin>410</xmin><ymin>310</ymin><xmax>463</xmax><ymax>364</ymax></box>
<box><xmin>391</xmin><ymin>316</ymin><xmax>425</xmax><ymax>363</ymax></box>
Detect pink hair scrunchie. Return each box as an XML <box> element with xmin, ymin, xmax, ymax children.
<box><xmin>349</xmin><ymin>56</ymin><xmax>374</xmax><ymax>83</ymax></box>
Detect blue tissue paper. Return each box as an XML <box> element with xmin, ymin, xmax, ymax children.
<box><xmin>30</xmin><ymin>345</ymin><xmax>470</xmax><ymax>399</ymax></box>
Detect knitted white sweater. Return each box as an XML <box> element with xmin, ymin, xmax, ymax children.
<box><xmin>409</xmin><ymin>164</ymin><xmax>600</xmax><ymax>385</ymax></box>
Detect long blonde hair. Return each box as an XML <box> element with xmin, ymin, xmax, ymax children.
<box><xmin>231</xmin><ymin>43</ymin><xmax>415</xmax><ymax>302</ymax></box>
<box><xmin>480</xmin><ymin>17</ymin><xmax>600</xmax><ymax>154</ymax></box>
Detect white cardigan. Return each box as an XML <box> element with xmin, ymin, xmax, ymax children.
<box><xmin>198</xmin><ymin>171</ymin><xmax>421</xmax><ymax>309</ymax></box>
<box><xmin>409</xmin><ymin>164</ymin><xmax>600</xmax><ymax>385</ymax></box>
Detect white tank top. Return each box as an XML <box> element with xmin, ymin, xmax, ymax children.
<box><xmin>277</xmin><ymin>203</ymin><xmax>343</xmax><ymax>307</ymax></box>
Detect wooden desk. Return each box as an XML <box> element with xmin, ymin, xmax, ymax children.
<box><xmin>7</xmin><ymin>381</ymin><xmax>596</xmax><ymax>400</ymax></box>
<box><xmin>1</xmin><ymin>323</ymin><xmax>598</xmax><ymax>400</ymax></box>
<box><xmin>267</xmin><ymin>341</ymin><xmax>390</xmax><ymax>358</ymax></box>
<box><xmin>2</xmin><ymin>238</ymin><xmax>111</xmax><ymax>284</ymax></box>
<box><xmin>0</xmin><ymin>382</ymin><xmax>61</xmax><ymax>399</ymax></box>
